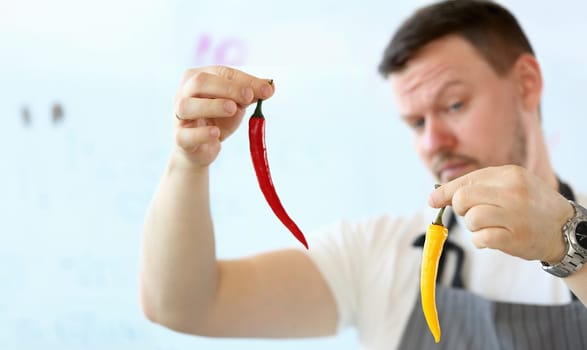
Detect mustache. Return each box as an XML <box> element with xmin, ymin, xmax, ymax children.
<box><xmin>432</xmin><ymin>153</ymin><xmax>479</xmax><ymax>175</ymax></box>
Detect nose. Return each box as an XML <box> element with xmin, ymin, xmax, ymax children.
<box><xmin>419</xmin><ymin>115</ymin><xmax>457</xmax><ymax>156</ymax></box>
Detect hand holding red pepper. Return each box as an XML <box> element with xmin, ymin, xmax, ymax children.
<box><xmin>173</xmin><ymin>66</ymin><xmax>275</xmax><ymax>169</ymax></box>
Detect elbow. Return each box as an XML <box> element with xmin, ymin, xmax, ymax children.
<box><xmin>139</xmin><ymin>273</ymin><xmax>184</xmax><ymax>330</ymax></box>
<box><xmin>140</xmin><ymin>285</ymin><xmax>158</xmax><ymax>324</ymax></box>
<box><xmin>139</xmin><ymin>284</ymin><xmax>210</xmax><ymax>335</ymax></box>
<box><xmin>140</xmin><ymin>282</ymin><xmax>167</xmax><ymax>327</ymax></box>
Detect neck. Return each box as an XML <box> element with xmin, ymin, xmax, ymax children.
<box><xmin>524</xmin><ymin>113</ymin><xmax>558</xmax><ymax>190</ymax></box>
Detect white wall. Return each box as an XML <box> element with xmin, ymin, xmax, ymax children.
<box><xmin>1</xmin><ymin>0</ymin><xmax>586</xmax><ymax>349</ymax></box>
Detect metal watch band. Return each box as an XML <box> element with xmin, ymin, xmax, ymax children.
<box><xmin>541</xmin><ymin>200</ymin><xmax>587</xmax><ymax>278</ymax></box>
<box><xmin>541</xmin><ymin>247</ymin><xmax>585</xmax><ymax>278</ymax></box>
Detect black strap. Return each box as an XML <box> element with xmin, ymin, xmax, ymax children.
<box><xmin>413</xmin><ymin>178</ymin><xmax>579</xmax><ymax>300</ymax></box>
<box><xmin>558</xmin><ymin>178</ymin><xmax>575</xmax><ymax>201</ymax></box>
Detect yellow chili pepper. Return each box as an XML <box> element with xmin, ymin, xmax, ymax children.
<box><xmin>421</xmin><ymin>205</ymin><xmax>448</xmax><ymax>343</ymax></box>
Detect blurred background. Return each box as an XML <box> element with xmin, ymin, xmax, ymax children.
<box><xmin>1</xmin><ymin>0</ymin><xmax>586</xmax><ymax>349</ymax></box>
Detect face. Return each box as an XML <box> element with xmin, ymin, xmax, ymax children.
<box><xmin>390</xmin><ymin>35</ymin><xmax>528</xmax><ymax>183</ymax></box>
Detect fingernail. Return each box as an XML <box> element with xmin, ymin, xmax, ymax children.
<box><xmin>242</xmin><ymin>87</ymin><xmax>253</xmax><ymax>102</ymax></box>
<box><xmin>210</xmin><ymin>127</ymin><xmax>219</xmax><ymax>137</ymax></box>
<box><xmin>224</xmin><ymin>100</ymin><xmax>236</xmax><ymax>113</ymax></box>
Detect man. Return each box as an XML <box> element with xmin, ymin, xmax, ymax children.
<box><xmin>140</xmin><ymin>0</ymin><xmax>587</xmax><ymax>349</ymax></box>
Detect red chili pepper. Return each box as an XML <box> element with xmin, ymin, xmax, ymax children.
<box><xmin>248</xmin><ymin>96</ymin><xmax>309</xmax><ymax>249</ymax></box>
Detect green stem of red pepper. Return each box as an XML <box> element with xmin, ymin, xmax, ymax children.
<box><xmin>248</xmin><ymin>96</ymin><xmax>309</xmax><ymax>249</ymax></box>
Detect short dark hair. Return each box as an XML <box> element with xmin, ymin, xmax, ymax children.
<box><xmin>378</xmin><ymin>0</ymin><xmax>535</xmax><ymax>77</ymax></box>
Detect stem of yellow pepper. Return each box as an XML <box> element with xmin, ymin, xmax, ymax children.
<box><xmin>433</xmin><ymin>206</ymin><xmax>446</xmax><ymax>226</ymax></box>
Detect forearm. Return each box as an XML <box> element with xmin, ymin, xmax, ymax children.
<box><xmin>566</xmin><ymin>266</ymin><xmax>587</xmax><ymax>306</ymax></box>
<box><xmin>140</xmin><ymin>151</ymin><xmax>218</xmax><ymax>330</ymax></box>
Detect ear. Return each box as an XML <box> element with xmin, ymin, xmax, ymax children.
<box><xmin>512</xmin><ymin>53</ymin><xmax>543</xmax><ymax>113</ymax></box>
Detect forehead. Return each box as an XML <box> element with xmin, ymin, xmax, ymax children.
<box><xmin>390</xmin><ymin>35</ymin><xmax>495</xmax><ymax>104</ymax></box>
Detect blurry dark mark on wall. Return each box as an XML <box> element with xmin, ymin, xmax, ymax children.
<box><xmin>52</xmin><ymin>102</ymin><xmax>64</xmax><ymax>125</ymax></box>
<box><xmin>21</xmin><ymin>105</ymin><xmax>31</xmax><ymax>126</ymax></box>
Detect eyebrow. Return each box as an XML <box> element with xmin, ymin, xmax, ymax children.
<box><xmin>400</xmin><ymin>79</ymin><xmax>467</xmax><ymax>121</ymax></box>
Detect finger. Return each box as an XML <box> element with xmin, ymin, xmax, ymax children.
<box><xmin>205</xmin><ymin>66</ymin><xmax>275</xmax><ymax>100</ymax></box>
<box><xmin>175</xmin><ymin>124</ymin><xmax>220</xmax><ymax>152</ymax></box>
<box><xmin>176</xmin><ymin>97</ymin><xmax>238</xmax><ymax>120</ymax></box>
<box><xmin>180</xmin><ymin>71</ymin><xmax>256</xmax><ymax>105</ymax></box>
<box><xmin>429</xmin><ymin>176</ymin><xmax>473</xmax><ymax>208</ymax></box>
<box><xmin>451</xmin><ymin>184</ymin><xmax>505</xmax><ymax>216</ymax></box>
<box><xmin>428</xmin><ymin>167</ymin><xmax>500</xmax><ymax>208</ymax></box>
<box><xmin>462</xmin><ymin>204</ymin><xmax>507</xmax><ymax>233</ymax></box>
<box><xmin>181</xmin><ymin>68</ymin><xmax>275</xmax><ymax>103</ymax></box>
<box><xmin>471</xmin><ymin>227</ymin><xmax>510</xmax><ymax>250</ymax></box>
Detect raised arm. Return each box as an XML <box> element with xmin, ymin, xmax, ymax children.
<box><xmin>139</xmin><ymin>66</ymin><xmax>338</xmax><ymax>337</ymax></box>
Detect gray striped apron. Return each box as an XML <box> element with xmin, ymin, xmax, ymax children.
<box><xmin>398</xmin><ymin>286</ymin><xmax>587</xmax><ymax>349</ymax></box>
<box><xmin>402</xmin><ymin>179</ymin><xmax>587</xmax><ymax>349</ymax></box>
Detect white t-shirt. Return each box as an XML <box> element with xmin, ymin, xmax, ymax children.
<box><xmin>305</xmin><ymin>195</ymin><xmax>583</xmax><ymax>350</ymax></box>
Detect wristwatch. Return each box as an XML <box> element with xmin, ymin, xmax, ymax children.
<box><xmin>542</xmin><ymin>200</ymin><xmax>587</xmax><ymax>278</ymax></box>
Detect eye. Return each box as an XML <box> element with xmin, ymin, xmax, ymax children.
<box><xmin>448</xmin><ymin>101</ymin><xmax>463</xmax><ymax>112</ymax></box>
<box><xmin>408</xmin><ymin>117</ymin><xmax>425</xmax><ymax>131</ymax></box>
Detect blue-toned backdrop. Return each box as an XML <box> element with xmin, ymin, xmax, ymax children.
<box><xmin>1</xmin><ymin>0</ymin><xmax>586</xmax><ymax>349</ymax></box>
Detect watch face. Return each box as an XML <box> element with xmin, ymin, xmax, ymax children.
<box><xmin>575</xmin><ymin>221</ymin><xmax>587</xmax><ymax>249</ymax></box>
